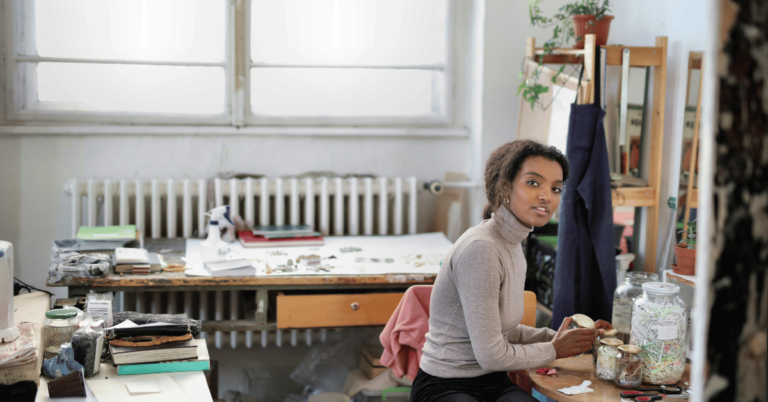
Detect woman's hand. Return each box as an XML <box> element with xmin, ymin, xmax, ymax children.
<box><xmin>550</xmin><ymin>316</ymin><xmax>599</xmax><ymax>358</ymax></box>
<box><xmin>594</xmin><ymin>319</ymin><xmax>613</xmax><ymax>336</ymax></box>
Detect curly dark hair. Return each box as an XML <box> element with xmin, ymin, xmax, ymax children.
<box><xmin>483</xmin><ymin>140</ymin><xmax>570</xmax><ymax>220</ymax></box>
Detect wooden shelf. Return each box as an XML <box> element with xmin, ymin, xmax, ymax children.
<box><xmin>612</xmin><ymin>187</ymin><xmax>656</xmax><ymax>207</ymax></box>
<box><xmin>689</xmin><ymin>188</ymin><xmax>699</xmax><ymax>208</ymax></box>
<box><xmin>524</xmin><ymin>35</ymin><xmax>668</xmax><ymax>273</ymax></box>
<box><xmin>665</xmin><ymin>270</ymin><xmax>696</xmax><ymax>287</ymax></box>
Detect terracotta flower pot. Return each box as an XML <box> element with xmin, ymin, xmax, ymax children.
<box><xmin>570</xmin><ymin>15</ymin><xmax>614</xmax><ymax>49</ymax></box>
<box><xmin>671</xmin><ymin>263</ymin><xmax>695</xmax><ymax>276</ymax></box>
<box><xmin>673</xmin><ymin>243</ymin><xmax>696</xmax><ymax>270</ymax></box>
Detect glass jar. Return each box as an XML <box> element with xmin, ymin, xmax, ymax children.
<box><xmin>593</xmin><ymin>328</ymin><xmax>619</xmax><ymax>367</ymax></box>
<box><xmin>596</xmin><ymin>338</ymin><xmax>623</xmax><ymax>381</ymax></box>
<box><xmin>630</xmin><ymin>282</ymin><xmax>687</xmax><ymax>385</ymax></box>
<box><xmin>614</xmin><ymin>345</ymin><xmax>643</xmax><ymax>388</ymax></box>
<box><xmin>43</xmin><ymin>309</ymin><xmax>78</xmax><ymax>359</ymax></box>
<box><xmin>568</xmin><ymin>314</ymin><xmax>595</xmax><ymax>358</ymax></box>
<box><xmin>613</xmin><ymin>272</ymin><xmax>659</xmax><ymax>343</ymax></box>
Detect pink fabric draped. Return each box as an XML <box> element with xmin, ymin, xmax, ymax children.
<box><xmin>379</xmin><ymin>285</ymin><xmax>432</xmax><ymax>381</ymax></box>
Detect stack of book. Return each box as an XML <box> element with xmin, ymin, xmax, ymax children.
<box><xmin>238</xmin><ymin>224</ymin><xmax>323</xmax><ymax>248</ymax></box>
<box><xmin>113</xmin><ymin>248</ymin><xmax>165</xmax><ymax>274</ymax></box>
<box><xmin>107</xmin><ymin>320</ymin><xmax>209</xmax><ymax>375</ymax></box>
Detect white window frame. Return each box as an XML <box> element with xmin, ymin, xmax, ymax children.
<box><xmin>1</xmin><ymin>0</ymin><xmax>466</xmax><ymax>130</ymax></box>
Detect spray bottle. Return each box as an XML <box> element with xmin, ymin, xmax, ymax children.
<box><xmin>206</xmin><ymin>205</ymin><xmax>236</xmax><ymax>243</ymax></box>
<box><xmin>200</xmin><ymin>220</ymin><xmax>228</xmax><ymax>263</ymax></box>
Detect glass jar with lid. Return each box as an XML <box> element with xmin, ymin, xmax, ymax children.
<box><xmin>568</xmin><ymin>314</ymin><xmax>595</xmax><ymax>358</ymax></box>
<box><xmin>614</xmin><ymin>345</ymin><xmax>643</xmax><ymax>388</ymax></box>
<box><xmin>596</xmin><ymin>338</ymin><xmax>624</xmax><ymax>381</ymax></box>
<box><xmin>630</xmin><ymin>282</ymin><xmax>687</xmax><ymax>385</ymax></box>
<box><xmin>612</xmin><ymin>272</ymin><xmax>659</xmax><ymax>342</ymax></box>
<box><xmin>43</xmin><ymin>309</ymin><xmax>78</xmax><ymax>359</ymax></box>
<box><xmin>593</xmin><ymin>328</ymin><xmax>619</xmax><ymax>367</ymax></box>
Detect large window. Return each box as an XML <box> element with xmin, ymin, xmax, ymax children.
<box><xmin>3</xmin><ymin>0</ymin><xmax>454</xmax><ymax>127</ymax></box>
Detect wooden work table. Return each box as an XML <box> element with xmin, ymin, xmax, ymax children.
<box><xmin>528</xmin><ymin>355</ymin><xmax>690</xmax><ymax>402</ymax></box>
<box><xmin>46</xmin><ymin>239</ymin><xmax>436</xmax><ymax>332</ymax></box>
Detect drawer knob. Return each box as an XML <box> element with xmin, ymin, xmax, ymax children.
<box><xmin>351</xmin><ymin>302</ymin><xmax>360</xmax><ymax>311</ymax></box>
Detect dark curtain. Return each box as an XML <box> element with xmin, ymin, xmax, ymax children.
<box><xmin>551</xmin><ymin>103</ymin><xmax>617</xmax><ymax>328</ymax></box>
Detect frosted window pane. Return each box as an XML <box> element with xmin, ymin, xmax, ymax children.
<box><xmin>36</xmin><ymin>63</ymin><xmax>225</xmax><ymax>114</ymax></box>
<box><xmin>251</xmin><ymin>68</ymin><xmax>439</xmax><ymax>116</ymax></box>
<box><xmin>251</xmin><ymin>0</ymin><xmax>447</xmax><ymax>66</ymax></box>
<box><xmin>35</xmin><ymin>0</ymin><xmax>225</xmax><ymax>62</ymax></box>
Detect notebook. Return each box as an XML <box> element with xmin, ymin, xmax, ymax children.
<box><xmin>77</xmin><ymin>225</ymin><xmax>137</xmax><ymax>241</ymax></box>
<box><xmin>114</xmin><ymin>248</ymin><xmax>149</xmax><ymax>264</ymax></box>
<box><xmin>116</xmin><ymin>340</ymin><xmax>210</xmax><ymax>375</ymax></box>
<box><xmin>238</xmin><ymin>231</ymin><xmax>324</xmax><ymax>248</ymax></box>
<box><xmin>252</xmin><ymin>224</ymin><xmax>314</xmax><ymax>236</ymax></box>
<box><xmin>110</xmin><ymin>339</ymin><xmax>198</xmax><ymax>365</ymax></box>
<box><xmin>204</xmin><ymin>259</ymin><xmax>256</xmax><ymax>277</ymax></box>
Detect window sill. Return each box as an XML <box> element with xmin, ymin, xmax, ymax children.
<box><xmin>0</xmin><ymin>124</ymin><xmax>470</xmax><ymax>138</ymax></box>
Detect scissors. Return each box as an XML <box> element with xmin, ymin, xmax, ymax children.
<box><xmin>619</xmin><ymin>391</ymin><xmax>662</xmax><ymax>400</ymax></box>
<box><xmin>637</xmin><ymin>385</ymin><xmax>685</xmax><ymax>395</ymax></box>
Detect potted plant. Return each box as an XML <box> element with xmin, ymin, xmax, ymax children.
<box><xmin>672</xmin><ymin>219</ymin><xmax>696</xmax><ymax>275</ymax></box>
<box><xmin>519</xmin><ymin>0</ymin><xmax>614</xmax><ymax>110</ymax></box>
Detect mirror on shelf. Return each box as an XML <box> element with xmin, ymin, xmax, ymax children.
<box><xmin>614</xmin><ymin>66</ymin><xmax>650</xmax><ymax>179</ymax></box>
<box><xmin>678</xmin><ymin>52</ymin><xmax>703</xmax><ymax>238</ymax></box>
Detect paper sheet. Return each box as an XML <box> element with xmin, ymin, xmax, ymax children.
<box><xmin>126</xmin><ymin>380</ymin><xmax>161</xmax><ymax>395</ymax></box>
<box><xmin>558</xmin><ymin>380</ymin><xmax>594</xmax><ymax>395</ymax></box>
<box><xmin>185</xmin><ymin>233</ymin><xmax>453</xmax><ymax>277</ymax></box>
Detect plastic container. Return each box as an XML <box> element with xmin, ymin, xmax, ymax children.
<box><xmin>596</xmin><ymin>338</ymin><xmax>623</xmax><ymax>381</ymax></box>
<box><xmin>612</xmin><ymin>272</ymin><xmax>659</xmax><ymax>343</ymax></box>
<box><xmin>352</xmin><ymin>387</ymin><xmax>411</xmax><ymax>402</ymax></box>
<box><xmin>593</xmin><ymin>328</ymin><xmax>618</xmax><ymax>367</ymax></box>
<box><xmin>630</xmin><ymin>282</ymin><xmax>687</xmax><ymax>385</ymax></box>
<box><xmin>43</xmin><ymin>309</ymin><xmax>79</xmax><ymax>360</ymax></box>
<box><xmin>614</xmin><ymin>345</ymin><xmax>643</xmax><ymax>388</ymax></box>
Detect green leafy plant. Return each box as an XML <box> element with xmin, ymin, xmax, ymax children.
<box><xmin>519</xmin><ymin>0</ymin><xmax>611</xmax><ymax>110</ymax></box>
<box><xmin>678</xmin><ymin>219</ymin><xmax>697</xmax><ymax>249</ymax></box>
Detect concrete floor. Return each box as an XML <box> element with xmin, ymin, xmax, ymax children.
<box><xmin>206</xmin><ymin>328</ymin><xmax>383</xmax><ymax>402</ymax></box>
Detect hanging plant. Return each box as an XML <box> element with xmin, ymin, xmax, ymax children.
<box><xmin>519</xmin><ymin>0</ymin><xmax>613</xmax><ymax>110</ymax></box>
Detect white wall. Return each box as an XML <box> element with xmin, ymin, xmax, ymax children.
<box><xmin>0</xmin><ymin>0</ymin><xmax>712</xmax><ymax>297</ymax></box>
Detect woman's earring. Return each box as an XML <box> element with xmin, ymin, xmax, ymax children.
<box><xmin>504</xmin><ymin>196</ymin><xmax>510</xmax><ymax>204</ymax></box>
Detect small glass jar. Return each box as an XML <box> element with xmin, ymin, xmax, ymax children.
<box><xmin>596</xmin><ymin>338</ymin><xmax>624</xmax><ymax>381</ymax></box>
<box><xmin>614</xmin><ymin>345</ymin><xmax>643</xmax><ymax>388</ymax></box>
<box><xmin>613</xmin><ymin>272</ymin><xmax>659</xmax><ymax>343</ymax></box>
<box><xmin>593</xmin><ymin>328</ymin><xmax>619</xmax><ymax>367</ymax></box>
<box><xmin>43</xmin><ymin>309</ymin><xmax>78</xmax><ymax>360</ymax></box>
<box><xmin>630</xmin><ymin>282</ymin><xmax>687</xmax><ymax>385</ymax></box>
<box><xmin>568</xmin><ymin>314</ymin><xmax>595</xmax><ymax>358</ymax></box>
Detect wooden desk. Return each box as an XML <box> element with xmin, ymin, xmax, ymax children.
<box><xmin>36</xmin><ymin>361</ymin><xmax>213</xmax><ymax>402</ymax></box>
<box><xmin>0</xmin><ymin>292</ymin><xmax>50</xmax><ymax>396</ymax></box>
<box><xmin>528</xmin><ymin>355</ymin><xmax>690</xmax><ymax>402</ymax></box>
<box><xmin>47</xmin><ymin>240</ymin><xmax>436</xmax><ymax>332</ymax></box>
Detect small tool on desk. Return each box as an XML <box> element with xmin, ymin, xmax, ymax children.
<box><xmin>638</xmin><ymin>385</ymin><xmax>685</xmax><ymax>395</ymax></box>
<box><xmin>620</xmin><ymin>391</ymin><xmax>661</xmax><ymax>399</ymax></box>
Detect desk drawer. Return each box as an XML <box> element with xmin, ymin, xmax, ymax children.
<box><xmin>277</xmin><ymin>292</ymin><xmax>404</xmax><ymax>329</ymax></box>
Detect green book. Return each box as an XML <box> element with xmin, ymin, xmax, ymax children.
<box><xmin>76</xmin><ymin>225</ymin><xmax>137</xmax><ymax>241</ymax></box>
<box><xmin>117</xmin><ymin>359</ymin><xmax>210</xmax><ymax>375</ymax></box>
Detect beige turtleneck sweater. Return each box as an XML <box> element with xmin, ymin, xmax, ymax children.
<box><xmin>420</xmin><ymin>206</ymin><xmax>557</xmax><ymax>378</ymax></box>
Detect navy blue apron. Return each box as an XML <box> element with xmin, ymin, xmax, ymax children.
<box><xmin>551</xmin><ymin>101</ymin><xmax>617</xmax><ymax>328</ymax></box>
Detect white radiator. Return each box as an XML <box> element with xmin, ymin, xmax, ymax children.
<box><xmin>65</xmin><ymin>176</ymin><xmax>419</xmax><ymax>349</ymax></box>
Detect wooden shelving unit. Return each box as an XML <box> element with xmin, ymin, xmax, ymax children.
<box><xmin>525</xmin><ymin>35</ymin><xmax>669</xmax><ymax>273</ymax></box>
